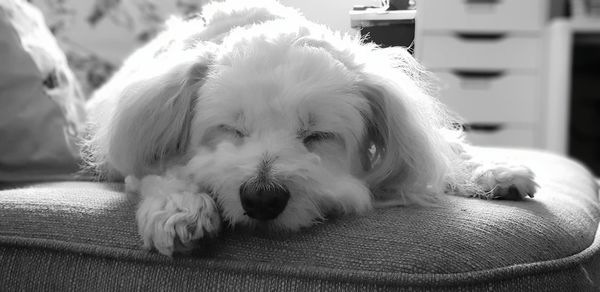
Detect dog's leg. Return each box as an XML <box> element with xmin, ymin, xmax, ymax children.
<box><xmin>128</xmin><ymin>175</ymin><xmax>221</xmax><ymax>256</ymax></box>
<box><xmin>446</xmin><ymin>140</ymin><xmax>538</xmax><ymax>200</ymax></box>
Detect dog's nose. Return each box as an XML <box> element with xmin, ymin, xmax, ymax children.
<box><xmin>239</xmin><ymin>181</ymin><xmax>290</xmax><ymax>220</ymax></box>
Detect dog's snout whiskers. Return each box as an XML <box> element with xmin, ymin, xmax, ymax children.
<box><xmin>256</xmin><ymin>153</ymin><xmax>276</xmax><ymax>183</ymax></box>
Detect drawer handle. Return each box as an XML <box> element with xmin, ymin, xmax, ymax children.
<box><xmin>463</xmin><ymin>123</ymin><xmax>503</xmax><ymax>132</ymax></box>
<box><xmin>453</xmin><ymin>70</ymin><xmax>504</xmax><ymax>79</ymax></box>
<box><xmin>465</xmin><ymin>0</ymin><xmax>500</xmax><ymax>4</ymax></box>
<box><xmin>455</xmin><ymin>33</ymin><xmax>505</xmax><ymax>41</ymax></box>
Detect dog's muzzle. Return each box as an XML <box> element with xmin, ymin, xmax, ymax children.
<box><xmin>239</xmin><ymin>180</ymin><xmax>290</xmax><ymax>220</ymax></box>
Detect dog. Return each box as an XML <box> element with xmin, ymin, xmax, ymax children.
<box><xmin>84</xmin><ymin>0</ymin><xmax>538</xmax><ymax>256</ymax></box>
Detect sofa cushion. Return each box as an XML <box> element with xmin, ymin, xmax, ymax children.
<box><xmin>0</xmin><ymin>148</ymin><xmax>599</xmax><ymax>291</ymax></box>
<box><xmin>0</xmin><ymin>0</ymin><xmax>86</xmax><ymax>182</ymax></box>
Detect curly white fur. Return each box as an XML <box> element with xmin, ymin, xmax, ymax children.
<box><xmin>85</xmin><ymin>0</ymin><xmax>538</xmax><ymax>256</ymax></box>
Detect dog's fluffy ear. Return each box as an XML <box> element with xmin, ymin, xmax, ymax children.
<box><xmin>292</xmin><ymin>37</ymin><xmax>457</xmax><ymax>204</ymax></box>
<box><xmin>358</xmin><ymin>47</ymin><xmax>457</xmax><ymax>205</ymax></box>
<box><xmin>105</xmin><ymin>49</ymin><xmax>213</xmax><ymax>177</ymax></box>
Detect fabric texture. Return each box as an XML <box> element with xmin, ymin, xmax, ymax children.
<box><xmin>0</xmin><ymin>148</ymin><xmax>599</xmax><ymax>291</ymax></box>
<box><xmin>0</xmin><ymin>0</ymin><xmax>86</xmax><ymax>182</ymax></box>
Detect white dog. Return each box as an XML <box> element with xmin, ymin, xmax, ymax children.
<box><xmin>84</xmin><ymin>0</ymin><xmax>538</xmax><ymax>256</ymax></box>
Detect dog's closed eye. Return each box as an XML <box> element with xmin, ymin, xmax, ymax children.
<box><xmin>219</xmin><ymin>124</ymin><xmax>247</xmax><ymax>138</ymax></box>
<box><xmin>200</xmin><ymin>125</ymin><xmax>247</xmax><ymax>148</ymax></box>
<box><xmin>301</xmin><ymin>131</ymin><xmax>335</xmax><ymax>147</ymax></box>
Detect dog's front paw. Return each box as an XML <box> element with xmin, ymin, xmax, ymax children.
<box><xmin>474</xmin><ymin>164</ymin><xmax>538</xmax><ymax>200</ymax></box>
<box><xmin>136</xmin><ymin>187</ymin><xmax>221</xmax><ymax>256</ymax></box>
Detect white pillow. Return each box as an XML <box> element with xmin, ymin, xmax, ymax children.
<box><xmin>0</xmin><ymin>0</ymin><xmax>86</xmax><ymax>181</ymax></box>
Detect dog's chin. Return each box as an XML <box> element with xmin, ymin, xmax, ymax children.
<box><xmin>207</xmin><ymin>171</ymin><xmax>373</xmax><ymax>232</ymax></box>
<box><xmin>231</xmin><ymin>202</ymin><xmax>325</xmax><ymax>233</ymax></box>
<box><xmin>183</xmin><ymin>142</ymin><xmax>373</xmax><ymax>232</ymax></box>
<box><xmin>219</xmin><ymin>176</ymin><xmax>371</xmax><ymax>232</ymax></box>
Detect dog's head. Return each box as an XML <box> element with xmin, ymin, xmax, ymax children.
<box><xmin>105</xmin><ymin>20</ymin><xmax>455</xmax><ymax>230</ymax></box>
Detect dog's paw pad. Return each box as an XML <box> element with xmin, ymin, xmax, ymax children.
<box><xmin>475</xmin><ymin>164</ymin><xmax>538</xmax><ymax>200</ymax></box>
<box><xmin>495</xmin><ymin>185</ymin><xmax>534</xmax><ymax>200</ymax></box>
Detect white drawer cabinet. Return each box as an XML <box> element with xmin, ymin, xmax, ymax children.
<box><xmin>418</xmin><ymin>0</ymin><xmax>546</xmax><ymax>32</ymax></box>
<box><xmin>435</xmin><ymin>71</ymin><xmax>540</xmax><ymax>124</ymax></box>
<box><xmin>415</xmin><ymin>0</ymin><xmax>552</xmax><ymax>149</ymax></box>
<box><xmin>465</xmin><ymin>126</ymin><xmax>537</xmax><ymax>148</ymax></box>
<box><xmin>420</xmin><ymin>34</ymin><xmax>542</xmax><ymax>70</ymax></box>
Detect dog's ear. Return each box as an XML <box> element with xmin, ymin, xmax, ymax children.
<box><xmin>106</xmin><ymin>49</ymin><xmax>214</xmax><ymax>177</ymax></box>
<box><xmin>292</xmin><ymin>38</ymin><xmax>455</xmax><ymax>204</ymax></box>
<box><xmin>358</xmin><ymin>47</ymin><xmax>455</xmax><ymax>205</ymax></box>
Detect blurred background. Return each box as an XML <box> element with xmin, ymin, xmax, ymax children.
<box><xmin>25</xmin><ymin>0</ymin><xmax>600</xmax><ymax>175</ymax></box>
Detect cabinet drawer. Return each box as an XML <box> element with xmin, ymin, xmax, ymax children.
<box><xmin>465</xmin><ymin>126</ymin><xmax>536</xmax><ymax>148</ymax></box>
<box><xmin>420</xmin><ymin>34</ymin><xmax>541</xmax><ymax>70</ymax></box>
<box><xmin>418</xmin><ymin>0</ymin><xmax>547</xmax><ymax>32</ymax></box>
<box><xmin>436</xmin><ymin>71</ymin><xmax>539</xmax><ymax>123</ymax></box>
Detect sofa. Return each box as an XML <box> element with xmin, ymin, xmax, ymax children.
<box><xmin>1</xmin><ymin>1</ymin><xmax>599</xmax><ymax>291</ymax></box>
<box><xmin>1</xmin><ymin>148</ymin><xmax>599</xmax><ymax>291</ymax></box>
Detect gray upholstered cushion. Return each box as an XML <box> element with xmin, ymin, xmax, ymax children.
<box><xmin>0</xmin><ymin>148</ymin><xmax>599</xmax><ymax>291</ymax></box>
